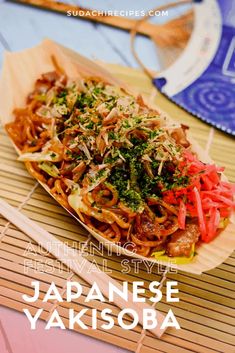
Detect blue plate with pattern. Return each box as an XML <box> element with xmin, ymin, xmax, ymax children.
<box><xmin>153</xmin><ymin>0</ymin><xmax>235</xmax><ymax>136</ymax></box>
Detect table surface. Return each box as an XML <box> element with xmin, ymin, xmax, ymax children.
<box><xmin>0</xmin><ymin>1</ymin><xmax>190</xmax><ymax>353</ymax></box>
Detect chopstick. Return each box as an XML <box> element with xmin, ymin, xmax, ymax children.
<box><xmin>0</xmin><ymin>198</ymin><xmax>166</xmax><ymax>338</ymax></box>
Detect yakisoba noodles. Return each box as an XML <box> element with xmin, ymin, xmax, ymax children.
<box><xmin>6</xmin><ymin>68</ymin><xmax>235</xmax><ymax>261</ymax></box>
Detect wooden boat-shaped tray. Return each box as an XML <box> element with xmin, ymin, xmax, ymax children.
<box><xmin>0</xmin><ymin>39</ymin><xmax>234</xmax><ymax>274</ymax></box>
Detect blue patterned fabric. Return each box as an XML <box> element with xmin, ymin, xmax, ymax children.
<box><xmin>153</xmin><ymin>0</ymin><xmax>235</xmax><ymax>136</ymax></box>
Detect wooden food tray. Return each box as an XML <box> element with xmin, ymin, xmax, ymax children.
<box><xmin>0</xmin><ymin>63</ymin><xmax>234</xmax><ymax>353</ymax></box>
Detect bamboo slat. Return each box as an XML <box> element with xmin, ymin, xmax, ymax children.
<box><xmin>0</xmin><ymin>61</ymin><xmax>235</xmax><ymax>353</ymax></box>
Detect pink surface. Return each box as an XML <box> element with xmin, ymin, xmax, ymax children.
<box><xmin>0</xmin><ymin>307</ymin><xmax>130</xmax><ymax>353</ymax></box>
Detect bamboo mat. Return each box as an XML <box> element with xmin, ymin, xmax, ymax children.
<box><xmin>0</xmin><ymin>63</ymin><xmax>235</xmax><ymax>353</ymax></box>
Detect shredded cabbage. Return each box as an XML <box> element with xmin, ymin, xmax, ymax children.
<box><xmin>18</xmin><ymin>151</ymin><xmax>60</xmax><ymax>162</ymax></box>
<box><xmin>39</xmin><ymin>162</ymin><xmax>60</xmax><ymax>177</ymax></box>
